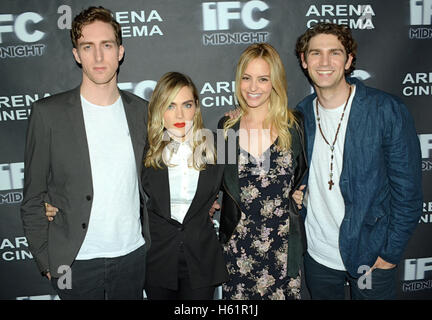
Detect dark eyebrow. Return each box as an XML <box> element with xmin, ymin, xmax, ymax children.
<box><xmin>182</xmin><ymin>100</ymin><xmax>194</xmax><ymax>105</ymax></box>
<box><xmin>308</xmin><ymin>48</ymin><xmax>344</xmax><ymax>53</ymax></box>
<box><xmin>169</xmin><ymin>99</ymin><xmax>194</xmax><ymax>106</ymax></box>
<box><xmin>79</xmin><ymin>41</ymin><xmax>93</xmax><ymax>47</ymax></box>
<box><xmin>79</xmin><ymin>40</ymin><xmax>116</xmax><ymax>47</ymax></box>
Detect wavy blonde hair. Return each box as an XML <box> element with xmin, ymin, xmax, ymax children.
<box><xmin>224</xmin><ymin>43</ymin><xmax>297</xmax><ymax>151</ymax></box>
<box><xmin>145</xmin><ymin>72</ymin><xmax>216</xmax><ymax>170</ymax></box>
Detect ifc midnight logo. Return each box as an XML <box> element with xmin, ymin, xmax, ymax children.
<box><xmin>0</xmin><ymin>12</ymin><xmax>46</xmax><ymax>59</ymax></box>
<box><xmin>409</xmin><ymin>0</ymin><xmax>432</xmax><ymax>39</ymax></box>
<box><xmin>0</xmin><ymin>162</ymin><xmax>24</xmax><ymax>205</ymax></box>
<box><xmin>419</xmin><ymin>134</ymin><xmax>432</xmax><ymax>172</ymax></box>
<box><xmin>201</xmin><ymin>1</ymin><xmax>270</xmax><ymax>46</ymax></box>
<box><xmin>403</xmin><ymin>257</ymin><xmax>432</xmax><ymax>292</ymax></box>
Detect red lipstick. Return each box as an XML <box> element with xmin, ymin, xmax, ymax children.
<box><xmin>174</xmin><ymin>122</ymin><xmax>185</xmax><ymax>128</ymax></box>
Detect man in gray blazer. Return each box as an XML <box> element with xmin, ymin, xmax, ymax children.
<box><xmin>20</xmin><ymin>6</ymin><xmax>150</xmax><ymax>299</ymax></box>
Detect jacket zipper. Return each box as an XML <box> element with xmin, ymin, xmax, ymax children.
<box><xmin>222</xmin><ymin>181</ymin><xmax>241</xmax><ymax>210</ymax></box>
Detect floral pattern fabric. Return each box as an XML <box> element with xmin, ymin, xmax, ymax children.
<box><xmin>222</xmin><ymin>143</ymin><xmax>301</xmax><ymax>300</ymax></box>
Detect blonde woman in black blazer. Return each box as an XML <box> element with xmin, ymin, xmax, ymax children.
<box><xmin>142</xmin><ymin>72</ymin><xmax>228</xmax><ymax>299</ymax></box>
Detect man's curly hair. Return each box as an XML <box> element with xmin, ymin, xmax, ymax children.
<box><xmin>295</xmin><ymin>22</ymin><xmax>357</xmax><ymax>80</ymax></box>
<box><xmin>70</xmin><ymin>6</ymin><xmax>122</xmax><ymax>49</ymax></box>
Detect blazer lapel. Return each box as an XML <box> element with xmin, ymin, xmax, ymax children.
<box><xmin>182</xmin><ymin>166</ymin><xmax>214</xmax><ymax>224</ymax></box>
<box><xmin>147</xmin><ymin>166</ymin><xmax>171</xmax><ymax>219</ymax></box>
<box><xmin>65</xmin><ymin>86</ymin><xmax>93</xmax><ymax>189</ymax></box>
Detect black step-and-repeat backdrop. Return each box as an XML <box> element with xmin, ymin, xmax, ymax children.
<box><xmin>0</xmin><ymin>0</ymin><xmax>431</xmax><ymax>300</ymax></box>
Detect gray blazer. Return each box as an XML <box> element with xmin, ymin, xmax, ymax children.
<box><xmin>20</xmin><ymin>86</ymin><xmax>151</xmax><ymax>278</ymax></box>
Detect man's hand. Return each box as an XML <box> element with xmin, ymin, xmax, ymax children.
<box><xmin>371</xmin><ymin>256</ymin><xmax>396</xmax><ymax>271</ymax></box>
<box><xmin>45</xmin><ymin>202</ymin><xmax>58</xmax><ymax>222</ymax></box>
<box><xmin>224</xmin><ymin>108</ymin><xmax>241</xmax><ymax>119</ymax></box>
<box><xmin>292</xmin><ymin>185</ymin><xmax>306</xmax><ymax>209</ymax></box>
<box><xmin>209</xmin><ymin>199</ymin><xmax>221</xmax><ymax>219</ymax></box>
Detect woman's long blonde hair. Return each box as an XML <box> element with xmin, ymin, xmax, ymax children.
<box><xmin>145</xmin><ymin>72</ymin><xmax>216</xmax><ymax>170</ymax></box>
<box><xmin>224</xmin><ymin>43</ymin><xmax>297</xmax><ymax>151</ymax></box>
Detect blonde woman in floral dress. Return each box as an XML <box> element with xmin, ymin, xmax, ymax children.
<box><xmin>218</xmin><ymin>43</ymin><xmax>307</xmax><ymax>300</ymax></box>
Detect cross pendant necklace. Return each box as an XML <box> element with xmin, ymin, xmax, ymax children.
<box><xmin>315</xmin><ymin>85</ymin><xmax>352</xmax><ymax>190</ymax></box>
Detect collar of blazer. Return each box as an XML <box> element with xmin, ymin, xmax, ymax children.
<box><xmin>143</xmin><ymin>161</ymin><xmax>218</xmax><ymax>225</ymax></box>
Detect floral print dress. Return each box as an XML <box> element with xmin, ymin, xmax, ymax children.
<box><xmin>222</xmin><ymin>143</ymin><xmax>301</xmax><ymax>300</ymax></box>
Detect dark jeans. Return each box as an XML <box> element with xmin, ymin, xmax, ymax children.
<box><xmin>51</xmin><ymin>244</ymin><xmax>146</xmax><ymax>300</ymax></box>
<box><xmin>145</xmin><ymin>246</ymin><xmax>216</xmax><ymax>300</ymax></box>
<box><xmin>304</xmin><ymin>251</ymin><xmax>396</xmax><ymax>300</ymax></box>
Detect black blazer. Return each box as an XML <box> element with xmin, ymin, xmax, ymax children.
<box><xmin>21</xmin><ymin>86</ymin><xmax>151</xmax><ymax>278</ymax></box>
<box><xmin>142</xmin><ymin>142</ymin><xmax>229</xmax><ymax>290</ymax></box>
<box><xmin>217</xmin><ymin>112</ymin><xmax>308</xmax><ymax>278</ymax></box>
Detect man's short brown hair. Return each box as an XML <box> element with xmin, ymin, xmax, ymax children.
<box><xmin>70</xmin><ymin>6</ymin><xmax>122</xmax><ymax>48</ymax></box>
<box><xmin>295</xmin><ymin>22</ymin><xmax>357</xmax><ymax>79</ymax></box>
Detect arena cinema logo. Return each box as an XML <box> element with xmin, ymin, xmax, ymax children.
<box><xmin>419</xmin><ymin>133</ymin><xmax>432</xmax><ymax>172</ymax></box>
<box><xmin>0</xmin><ymin>11</ymin><xmax>46</xmax><ymax>59</ymax></box>
<box><xmin>304</xmin><ymin>4</ymin><xmax>375</xmax><ymax>29</ymax></box>
<box><xmin>114</xmin><ymin>9</ymin><xmax>164</xmax><ymax>38</ymax></box>
<box><xmin>57</xmin><ymin>5</ymin><xmax>164</xmax><ymax>38</ymax></box>
<box><xmin>202</xmin><ymin>1</ymin><xmax>270</xmax><ymax>46</ymax></box>
<box><xmin>403</xmin><ymin>257</ymin><xmax>432</xmax><ymax>292</ymax></box>
<box><xmin>409</xmin><ymin>0</ymin><xmax>432</xmax><ymax>39</ymax></box>
<box><xmin>0</xmin><ymin>92</ymin><xmax>50</xmax><ymax>122</ymax></box>
<box><xmin>0</xmin><ymin>162</ymin><xmax>24</xmax><ymax>205</ymax></box>
<box><xmin>200</xmin><ymin>80</ymin><xmax>237</xmax><ymax>108</ymax></box>
<box><xmin>402</xmin><ymin>72</ymin><xmax>432</xmax><ymax>97</ymax></box>
<box><xmin>422</xmin><ymin>201</ymin><xmax>432</xmax><ymax>224</ymax></box>
<box><xmin>0</xmin><ymin>237</ymin><xmax>32</xmax><ymax>262</ymax></box>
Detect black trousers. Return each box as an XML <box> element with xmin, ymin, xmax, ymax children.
<box><xmin>51</xmin><ymin>244</ymin><xmax>146</xmax><ymax>300</ymax></box>
<box><xmin>145</xmin><ymin>246</ymin><xmax>216</xmax><ymax>300</ymax></box>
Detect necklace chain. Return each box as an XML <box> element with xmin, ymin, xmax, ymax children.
<box><xmin>315</xmin><ymin>85</ymin><xmax>352</xmax><ymax>190</ymax></box>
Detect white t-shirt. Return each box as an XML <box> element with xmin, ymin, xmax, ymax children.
<box><xmin>164</xmin><ymin>141</ymin><xmax>199</xmax><ymax>224</ymax></box>
<box><xmin>76</xmin><ymin>95</ymin><xmax>144</xmax><ymax>260</ymax></box>
<box><xmin>304</xmin><ymin>85</ymin><xmax>356</xmax><ymax>271</ymax></box>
